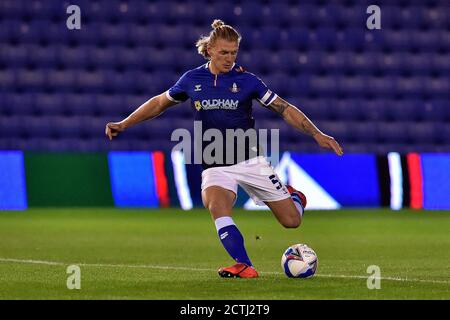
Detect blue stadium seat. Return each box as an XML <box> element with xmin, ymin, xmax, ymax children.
<box><xmin>64</xmin><ymin>94</ymin><xmax>97</xmax><ymax>116</ymax></box>
<box><xmin>367</xmin><ymin>76</ymin><xmax>396</xmax><ymax>97</ymax></box>
<box><xmin>116</xmin><ymin>47</ymin><xmax>145</xmax><ymax>69</ymax></box>
<box><xmin>0</xmin><ymin>1</ymin><xmax>26</xmax><ymax>18</ymax></box>
<box><xmin>269</xmin><ymin>3</ymin><xmax>310</xmax><ymax>28</ymax></box>
<box><xmin>263</xmin><ymin>72</ymin><xmax>291</xmax><ymax>97</ymax></box>
<box><xmin>25</xmin><ymin>116</ymin><xmax>55</xmax><ymax>138</ymax></box>
<box><xmin>377</xmin><ymin>122</ymin><xmax>409</xmax><ymax>144</ymax></box>
<box><xmin>321</xmin><ymin>52</ymin><xmax>347</xmax><ymax>74</ymax></box>
<box><xmin>406</xmin><ymin>53</ymin><xmax>433</xmax><ymax>74</ymax></box>
<box><xmin>274</xmin><ymin>50</ymin><xmax>302</xmax><ymax>74</ymax></box>
<box><xmin>126</xmin><ymin>24</ymin><xmax>160</xmax><ymax>46</ymax></box>
<box><xmin>313</xmin><ymin>27</ymin><xmax>339</xmax><ymax>50</ymax></box>
<box><xmin>341</xmin><ymin>28</ymin><xmax>366</xmax><ymax>50</ymax></box>
<box><xmin>99</xmin><ymin>23</ymin><xmax>128</xmax><ymax>45</ymax></box>
<box><xmin>317</xmin><ymin>121</ymin><xmax>351</xmax><ymax>142</ymax></box>
<box><xmin>337</xmin><ymin>6</ymin><xmax>367</xmax><ymax>28</ymax></box>
<box><xmin>0</xmin><ymin>44</ymin><xmax>27</xmax><ymax>67</ymax></box>
<box><xmin>74</xmin><ymin>70</ymin><xmax>105</xmax><ymax>93</ymax></box>
<box><xmin>95</xmin><ymin>94</ymin><xmax>126</xmax><ymax>117</ymax></box>
<box><xmin>423</xmin><ymin>100</ymin><xmax>450</xmax><ymax>121</ymax></box>
<box><xmin>47</xmin><ymin>70</ymin><xmax>76</xmax><ymax>93</ymax></box>
<box><xmin>102</xmin><ymin>70</ymin><xmax>137</xmax><ymax>93</ymax></box>
<box><xmin>350</xmin><ymin>53</ymin><xmax>377</xmax><ymax>74</ymax></box>
<box><xmin>28</xmin><ymin>44</ymin><xmax>57</xmax><ymax>68</ymax></box>
<box><xmin>0</xmin><ymin>116</ymin><xmax>26</xmax><ymax>138</ymax></box>
<box><xmin>86</xmin><ymin>46</ymin><xmax>117</xmax><ymax>68</ymax></box>
<box><xmin>203</xmin><ymin>1</ymin><xmax>236</xmax><ymax>24</ymax></box>
<box><xmin>311</xmin><ymin>75</ymin><xmax>338</xmax><ymax>96</ymax></box>
<box><xmin>2</xmin><ymin>93</ymin><xmax>34</xmax><ymax>116</ymax></box>
<box><xmin>142</xmin><ymin>121</ymin><xmax>177</xmax><ymax>140</ymax></box>
<box><xmin>363</xmin><ymin>100</ymin><xmax>388</xmax><ymax>121</ymax></box>
<box><xmin>34</xmin><ymin>94</ymin><xmax>65</xmax><ymax>116</ymax></box>
<box><xmin>432</xmin><ymin>53</ymin><xmax>450</xmax><ymax>73</ymax></box>
<box><xmin>408</xmin><ymin>122</ymin><xmax>437</xmax><ymax>144</ymax></box>
<box><xmin>353</xmin><ymin>122</ymin><xmax>378</xmax><ymax>144</ymax></box>
<box><xmin>236</xmin><ymin>2</ymin><xmax>264</xmax><ymax>26</ymax></box>
<box><xmin>123</xmin><ymin>95</ymin><xmax>149</xmax><ymax>114</ymax></box>
<box><xmin>156</xmin><ymin>25</ymin><xmax>185</xmax><ymax>47</ymax></box>
<box><xmin>285</xmin><ymin>27</ymin><xmax>310</xmax><ymax>50</ymax></box>
<box><xmin>425</xmin><ymin>77</ymin><xmax>450</xmax><ymax>98</ymax></box>
<box><xmin>410</xmin><ymin>30</ymin><xmax>441</xmax><ymax>51</ymax></box>
<box><xmin>57</xmin><ymin>45</ymin><xmax>90</xmax><ymax>69</ymax></box>
<box><xmin>16</xmin><ymin>69</ymin><xmax>46</xmax><ymax>91</ymax></box>
<box><xmin>336</xmin><ymin>75</ymin><xmax>367</xmax><ymax>96</ymax></box>
<box><xmin>292</xmin><ymin>98</ymin><xmax>332</xmax><ymax>121</ymax></box>
<box><xmin>246</xmin><ymin>28</ymin><xmax>278</xmax><ymax>50</ymax></box>
<box><xmin>332</xmin><ymin>99</ymin><xmax>364</xmax><ymax>121</ymax></box>
<box><xmin>386</xmin><ymin>100</ymin><xmax>423</xmax><ymax>122</ymax></box>
<box><xmin>52</xmin><ymin>116</ymin><xmax>85</xmax><ymax>139</ymax></box>
<box><xmin>148</xmin><ymin>48</ymin><xmax>175</xmax><ymax>70</ymax></box>
<box><xmin>0</xmin><ymin>19</ymin><xmax>25</xmax><ymax>41</ymax></box>
<box><xmin>395</xmin><ymin>76</ymin><xmax>425</xmax><ymax>98</ymax></box>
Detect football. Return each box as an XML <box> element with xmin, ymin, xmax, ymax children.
<box><xmin>281</xmin><ymin>244</ymin><xmax>318</xmax><ymax>278</ymax></box>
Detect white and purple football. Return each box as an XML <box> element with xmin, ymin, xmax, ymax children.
<box><xmin>281</xmin><ymin>244</ymin><xmax>318</xmax><ymax>278</ymax></box>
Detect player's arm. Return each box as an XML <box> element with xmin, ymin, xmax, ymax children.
<box><xmin>267</xmin><ymin>96</ymin><xmax>344</xmax><ymax>156</ymax></box>
<box><xmin>105</xmin><ymin>92</ymin><xmax>178</xmax><ymax>140</ymax></box>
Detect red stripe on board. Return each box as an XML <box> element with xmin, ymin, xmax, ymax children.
<box><xmin>152</xmin><ymin>151</ymin><xmax>170</xmax><ymax>207</ymax></box>
<box><xmin>407</xmin><ymin>153</ymin><xmax>423</xmax><ymax>209</ymax></box>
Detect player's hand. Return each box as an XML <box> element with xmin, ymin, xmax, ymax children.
<box><xmin>105</xmin><ymin>121</ymin><xmax>126</xmax><ymax>141</ymax></box>
<box><xmin>313</xmin><ymin>133</ymin><xmax>344</xmax><ymax>156</ymax></box>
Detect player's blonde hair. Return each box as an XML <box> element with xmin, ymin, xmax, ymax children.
<box><xmin>196</xmin><ymin>19</ymin><xmax>241</xmax><ymax>59</ymax></box>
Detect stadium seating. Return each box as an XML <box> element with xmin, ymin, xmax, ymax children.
<box><xmin>0</xmin><ymin>0</ymin><xmax>448</xmax><ymax>153</ymax></box>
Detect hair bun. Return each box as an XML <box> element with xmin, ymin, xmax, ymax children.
<box><xmin>211</xmin><ymin>19</ymin><xmax>225</xmax><ymax>29</ymax></box>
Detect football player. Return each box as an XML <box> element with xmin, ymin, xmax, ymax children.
<box><xmin>106</xmin><ymin>20</ymin><xmax>343</xmax><ymax>278</ymax></box>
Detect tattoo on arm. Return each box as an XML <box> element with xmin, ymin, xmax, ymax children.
<box><xmin>268</xmin><ymin>97</ymin><xmax>321</xmax><ymax>136</ymax></box>
<box><xmin>267</xmin><ymin>97</ymin><xmax>289</xmax><ymax>116</ymax></box>
<box><xmin>300</xmin><ymin>118</ymin><xmax>320</xmax><ymax>136</ymax></box>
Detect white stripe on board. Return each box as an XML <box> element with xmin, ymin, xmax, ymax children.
<box><xmin>388</xmin><ymin>152</ymin><xmax>403</xmax><ymax>210</ymax></box>
<box><xmin>171</xmin><ymin>150</ymin><xmax>193</xmax><ymax>210</ymax></box>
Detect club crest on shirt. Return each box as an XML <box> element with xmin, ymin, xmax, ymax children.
<box><xmin>230</xmin><ymin>82</ymin><xmax>240</xmax><ymax>93</ymax></box>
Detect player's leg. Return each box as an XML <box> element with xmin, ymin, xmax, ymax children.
<box><xmin>264</xmin><ymin>196</ymin><xmax>303</xmax><ymax>228</ymax></box>
<box><xmin>234</xmin><ymin>157</ymin><xmax>306</xmax><ymax>229</ymax></box>
<box><xmin>201</xmin><ymin>170</ymin><xmax>258</xmax><ymax>278</ymax></box>
<box><xmin>202</xmin><ymin>186</ymin><xmax>250</xmax><ymax>265</ymax></box>
<box><xmin>265</xmin><ymin>184</ymin><xmax>307</xmax><ymax>228</ymax></box>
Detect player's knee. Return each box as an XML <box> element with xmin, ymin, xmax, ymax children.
<box><xmin>206</xmin><ymin>201</ymin><xmax>229</xmax><ymax>216</ymax></box>
<box><xmin>282</xmin><ymin>215</ymin><xmax>301</xmax><ymax>229</ymax></box>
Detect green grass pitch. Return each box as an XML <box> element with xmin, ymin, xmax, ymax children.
<box><xmin>0</xmin><ymin>208</ymin><xmax>449</xmax><ymax>300</ymax></box>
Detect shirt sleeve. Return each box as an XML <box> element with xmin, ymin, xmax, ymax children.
<box><xmin>166</xmin><ymin>72</ymin><xmax>190</xmax><ymax>103</ymax></box>
<box><xmin>252</xmin><ymin>74</ymin><xmax>278</xmax><ymax>107</ymax></box>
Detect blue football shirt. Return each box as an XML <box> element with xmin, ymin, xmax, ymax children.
<box><xmin>167</xmin><ymin>62</ymin><xmax>278</xmax><ymax>169</ymax></box>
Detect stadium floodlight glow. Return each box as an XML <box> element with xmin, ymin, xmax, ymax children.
<box><xmin>387</xmin><ymin>152</ymin><xmax>403</xmax><ymax>210</ymax></box>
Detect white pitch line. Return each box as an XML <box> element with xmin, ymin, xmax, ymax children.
<box><xmin>0</xmin><ymin>257</ymin><xmax>448</xmax><ymax>285</ymax></box>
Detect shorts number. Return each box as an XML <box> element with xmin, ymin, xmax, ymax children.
<box><xmin>269</xmin><ymin>175</ymin><xmax>282</xmax><ymax>190</ymax></box>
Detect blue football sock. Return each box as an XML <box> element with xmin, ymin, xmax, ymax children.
<box><xmin>215</xmin><ymin>216</ymin><xmax>253</xmax><ymax>267</ymax></box>
<box><xmin>291</xmin><ymin>193</ymin><xmax>304</xmax><ymax>217</ymax></box>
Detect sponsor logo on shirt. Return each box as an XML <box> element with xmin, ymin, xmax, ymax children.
<box><xmin>194</xmin><ymin>99</ymin><xmax>239</xmax><ymax>110</ymax></box>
